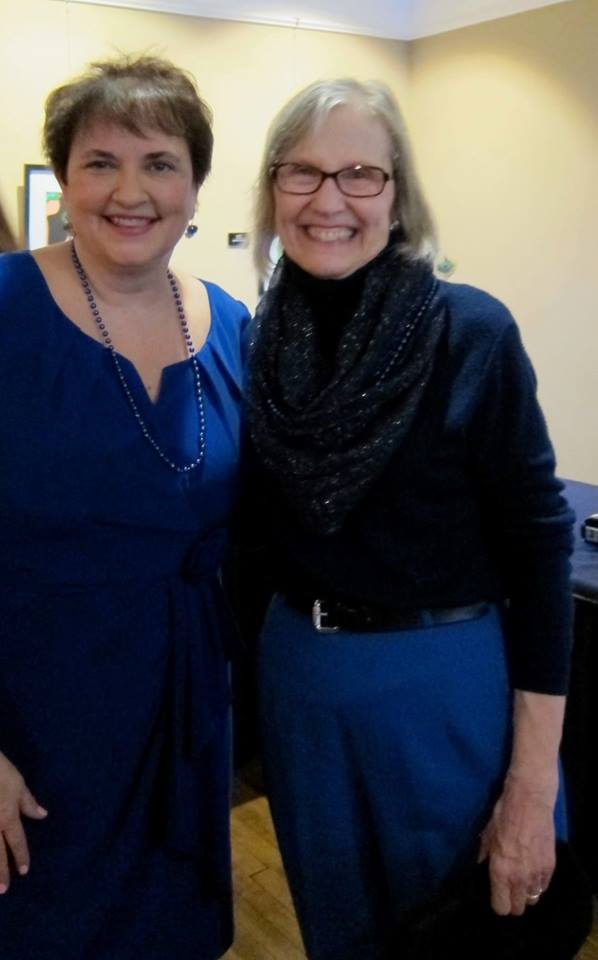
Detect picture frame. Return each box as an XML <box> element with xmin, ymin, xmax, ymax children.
<box><xmin>23</xmin><ymin>164</ymin><xmax>69</xmax><ymax>249</ymax></box>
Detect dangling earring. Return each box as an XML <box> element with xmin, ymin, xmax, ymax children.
<box><xmin>185</xmin><ymin>223</ymin><xmax>198</xmax><ymax>239</ymax></box>
<box><xmin>61</xmin><ymin>212</ymin><xmax>72</xmax><ymax>232</ymax></box>
<box><xmin>390</xmin><ymin>219</ymin><xmax>400</xmax><ymax>231</ymax></box>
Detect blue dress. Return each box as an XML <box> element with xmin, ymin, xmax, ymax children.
<box><xmin>0</xmin><ymin>251</ymin><xmax>248</xmax><ymax>959</ymax></box>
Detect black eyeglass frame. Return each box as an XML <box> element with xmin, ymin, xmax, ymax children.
<box><xmin>270</xmin><ymin>162</ymin><xmax>393</xmax><ymax>198</ymax></box>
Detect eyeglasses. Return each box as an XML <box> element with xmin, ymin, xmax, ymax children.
<box><xmin>270</xmin><ymin>162</ymin><xmax>393</xmax><ymax>198</ymax></box>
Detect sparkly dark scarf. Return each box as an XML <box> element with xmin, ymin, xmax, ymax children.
<box><xmin>247</xmin><ymin>242</ymin><xmax>446</xmax><ymax>535</ymax></box>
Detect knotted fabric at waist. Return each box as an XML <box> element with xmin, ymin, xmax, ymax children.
<box><xmin>0</xmin><ymin>526</ymin><xmax>234</xmax><ymax>866</ymax></box>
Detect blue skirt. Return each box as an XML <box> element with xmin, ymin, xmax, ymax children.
<box><xmin>258</xmin><ymin>596</ymin><xmax>566</xmax><ymax>960</ymax></box>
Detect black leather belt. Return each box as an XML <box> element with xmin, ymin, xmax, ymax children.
<box><xmin>284</xmin><ymin>595</ymin><xmax>490</xmax><ymax>634</ymax></box>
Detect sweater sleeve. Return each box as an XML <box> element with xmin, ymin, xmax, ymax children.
<box><xmin>467</xmin><ymin>319</ymin><xmax>574</xmax><ymax>694</ymax></box>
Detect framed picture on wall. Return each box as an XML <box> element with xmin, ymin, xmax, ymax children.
<box><xmin>23</xmin><ymin>164</ymin><xmax>69</xmax><ymax>249</ymax></box>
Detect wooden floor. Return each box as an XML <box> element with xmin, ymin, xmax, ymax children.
<box><xmin>581</xmin><ymin>908</ymin><xmax>598</xmax><ymax>960</ymax></box>
<box><xmin>225</xmin><ymin>794</ymin><xmax>598</xmax><ymax>960</ymax></box>
<box><xmin>223</xmin><ymin>794</ymin><xmax>306</xmax><ymax>960</ymax></box>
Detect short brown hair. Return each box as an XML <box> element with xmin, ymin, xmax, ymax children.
<box><xmin>44</xmin><ymin>54</ymin><xmax>213</xmax><ymax>186</ymax></box>
<box><xmin>254</xmin><ymin>78</ymin><xmax>436</xmax><ymax>277</ymax></box>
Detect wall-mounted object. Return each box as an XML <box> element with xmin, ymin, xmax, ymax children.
<box><xmin>24</xmin><ymin>165</ymin><xmax>69</xmax><ymax>249</ymax></box>
<box><xmin>435</xmin><ymin>255</ymin><xmax>456</xmax><ymax>278</ymax></box>
<box><xmin>228</xmin><ymin>232</ymin><xmax>249</xmax><ymax>249</ymax></box>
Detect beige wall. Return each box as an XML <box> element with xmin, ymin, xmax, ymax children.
<box><xmin>0</xmin><ymin>0</ymin><xmax>408</xmax><ymax>308</ymax></box>
<box><xmin>409</xmin><ymin>0</ymin><xmax>598</xmax><ymax>483</ymax></box>
<box><xmin>0</xmin><ymin>0</ymin><xmax>596</xmax><ymax>482</ymax></box>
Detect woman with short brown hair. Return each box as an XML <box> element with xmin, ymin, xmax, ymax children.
<box><xmin>0</xmin><ymin>55</ymin><xmax>246</xmax><ymax>959</ymax></box>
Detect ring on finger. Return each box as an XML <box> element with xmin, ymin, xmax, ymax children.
<box><xmin>526</xmin><ymin>889</ymin><xmax>543</xmax><ymax>904</ymax></box>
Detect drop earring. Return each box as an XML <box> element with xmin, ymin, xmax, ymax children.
<box><xmin>185</xmin><ymin>223</ymin><xmax>198</xmax><ymax>239</ymax></box>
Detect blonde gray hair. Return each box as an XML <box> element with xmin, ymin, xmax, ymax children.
<box><xmin>253</xmin><ymin>78</ymin><xmax>436</xmax><ymax>277</ymax></box>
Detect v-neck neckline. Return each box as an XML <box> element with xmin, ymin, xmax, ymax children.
<box><xmin>26</xmin><ymin>251</ymin><xmax>213</xmax><ymax>408</ymax></box>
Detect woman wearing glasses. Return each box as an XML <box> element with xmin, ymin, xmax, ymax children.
<box><xmin>247</xmin><ymin>79</ymin><xmax>573</xmax><ymax>959</ymax></box>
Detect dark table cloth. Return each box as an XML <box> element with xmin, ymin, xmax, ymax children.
<box><xmin>564</xmin><ymin>479</ymin><xmax>598</xmax><ymax>603</ymax></box>
<box><xmin>561</xmin><ymin>479</ymin><xmax>598</xmax><ymax>890</ymax></box>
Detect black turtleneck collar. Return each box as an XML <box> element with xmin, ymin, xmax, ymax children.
<box><xmin>283</xmin><ymin>235</ymin><xmax>401</xmax><ymax>359</ymax></box>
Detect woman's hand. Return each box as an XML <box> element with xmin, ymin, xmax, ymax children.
<box><xmin>0</xmin><ymin>751</ymin><xmax>48</xmax><ymax>894</ymax></box>
<box><xmin>479</xmin><ymin>689</ymin><xmax>565</xmax><ymax>916</ymax></box>
<box><xmin>478</xmin><ymin>769</ymin><xmax>556</xmax><ymax>915</ymax></box>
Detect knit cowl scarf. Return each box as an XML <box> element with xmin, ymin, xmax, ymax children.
<box><xmin>247</xmin><ymin>242</ymin><xmax>446</xmax><ymax>536</ymax></box>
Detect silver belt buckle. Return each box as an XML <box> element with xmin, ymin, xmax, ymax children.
<box><xmin>312</xmin><ymin>598</ymin><xmax>339</xmax><ymax>633</ymax></box>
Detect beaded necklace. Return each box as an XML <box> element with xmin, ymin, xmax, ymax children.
<box><xmin>71</xmin><ymin>241</ymin><xmax>206</xmax><ymax>474</ymax></box>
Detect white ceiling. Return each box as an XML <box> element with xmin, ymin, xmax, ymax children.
<box><xmin>60</xmin><ymin>0</ymin><xmax>572</xmax><ymax>41</ymax></box>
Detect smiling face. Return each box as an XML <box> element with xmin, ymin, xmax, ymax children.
<box><xmin>273</xmin><ymin>104</ymin><xmax>396</xmax><ymax>279</ymax></box>
<box><xmin>59</xmin><ymin>121</ymin><xmax>197</xmax><ymax>273</ymax></box>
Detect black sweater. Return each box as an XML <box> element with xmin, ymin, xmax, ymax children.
<box><xmin>245</xmin><ymin>279</ymin><xmax>574</xmax><ymax>695</ymax></box>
